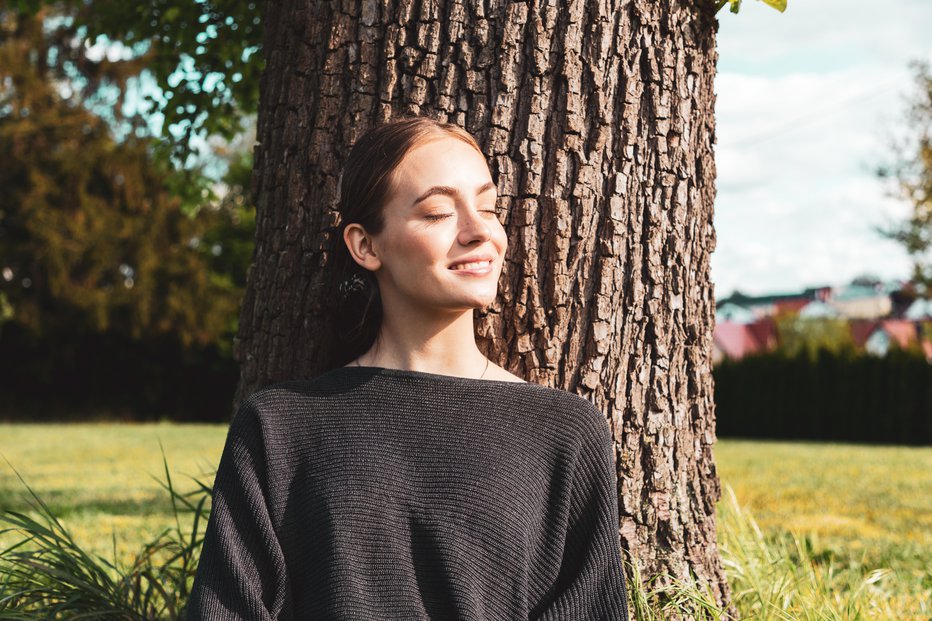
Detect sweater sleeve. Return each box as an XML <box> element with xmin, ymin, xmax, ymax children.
<box><xmin>185</xmin><ymin>397</ymin><xmax>294</xmax><ymax>621</ymax></box>
<box><xmin>535</xmin><ymin>406</ymin><xmax>630</xmax><ymax>621</ymax></box>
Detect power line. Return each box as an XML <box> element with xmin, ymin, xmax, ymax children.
<box><xmin>727</xmin><ymin>76</ymin><xmax>906</xmax><ymax>149</ymax></box>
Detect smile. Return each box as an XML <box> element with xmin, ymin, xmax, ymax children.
<box><xmin>449</xmin><ymin>260</ymin><xmax>492</xmax><ymax>274</ymax></box>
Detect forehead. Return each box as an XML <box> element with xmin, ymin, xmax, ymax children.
<box><xmin>391</xmin><ymin>137</ymin><xmax>492</xmax><ymax>196</ymax></box>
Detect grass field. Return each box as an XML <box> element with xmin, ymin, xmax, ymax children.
<box><xmin>1</xmin><ymin>424</ymin><xmax>930</xmax><ymax>618</ymax></box>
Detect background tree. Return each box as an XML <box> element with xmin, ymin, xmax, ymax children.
<box><xmin>8</xmin><ymin>0</ymin><xmax>264</xmax><ymax>166</ymax></box>
<box><xmin>875</xmin><ymin>59</ymin><xmax>932</xmax><ymax>296</ymax></box>
<box><xmin>0</xmin><ymin>8</ymin><xmax>246</xmax><ymax>349</ymax></box>
<box><xmin>0</xmin><ymin>6</ymin><xmax>256</xmax><ymax>420</ymax></box>
<box><xmin>773</xmin><ymin>310</ymin><xmax>856</xmax><ymax>360</ymax></box>
<box><xmin>240</xmin><ymin>0</ymin><xmax>744</xmax><ymax>615</ymax></box>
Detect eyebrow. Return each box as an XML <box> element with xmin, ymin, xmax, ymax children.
<box><xmin>411</xmin><ymin>181</ymin><xmax>497</xmax><ymax>207</ymax></box>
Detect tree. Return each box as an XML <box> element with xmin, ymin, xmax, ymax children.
<box><xmin>875</xmin><ymin>59</ymin><xmax>932</xmax><ymax>296</ymax></box>
<box><xmin>0</xmin><ymin>8</ymin><xmax>247</xmax><ymax>349</ymax></box>
<box><xmin>773</xmin><ymin>310</ymin><xmax>856</xmax><ymax>359</ymax></box>
<box><xmin>7</xmin><ymin>0</ymin><xmax>264</xmax><ymax>166</ymax></box>
<box><xmin>239</xmin><ymin>0</ymin><xmax>736</xmax><ymax>616</ymax></box>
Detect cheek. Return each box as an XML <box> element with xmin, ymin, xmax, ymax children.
<box><xmin>387</xmin><ymin>227</ymin><xmax>447</xmax><ymax>266</ymax></box>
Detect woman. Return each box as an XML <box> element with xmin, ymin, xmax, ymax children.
<box><xmin>185</xmin><ymin>116</ymin><xmax>630</xmax><ymax>620</ymax></box>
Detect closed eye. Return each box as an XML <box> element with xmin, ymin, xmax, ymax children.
<box><xmin>425</xmin><ymin>209</ymin><xmax>497</xmax><ymax>221</ymax></box>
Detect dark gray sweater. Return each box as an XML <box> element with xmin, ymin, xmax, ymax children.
<box><xmin>185</xmin><ymin>365</ymin><xmax>630</xmax><ymax>620</ymax></box>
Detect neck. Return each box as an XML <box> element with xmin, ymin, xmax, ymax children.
<box><xmin>358</xmin><ymin>305</ymin><xmax>489</xmax><ymax>377</ymax></box>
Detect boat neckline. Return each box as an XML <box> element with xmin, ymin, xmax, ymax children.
<box><xmin>331</xmin><ymin>364</ymin><xmax>535</xmax><ymax>387</ymax></box>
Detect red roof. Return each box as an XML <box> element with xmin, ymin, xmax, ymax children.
<box><xmin>714</xmin><ymin>318</ymin><xmax>777</xmax><ymax>360</ymax></box>
<box><xmin>773</xmin><ymin>298</ymin><xmax>810</xmax><ymax>314</ymax></box>
<box><xmin>850</xmin><ymin>319</ymin><xmax>879</xmax><ymax>347</ymax></box>
<box><xmin>879</xmin><ymin>319</ymin><xmax>919</xmax><ymax>348</ymax></box>
<box><xmin>859</xmin><ymin>319</ymin><xmax>932</xmax><ymax>359</ymax></box>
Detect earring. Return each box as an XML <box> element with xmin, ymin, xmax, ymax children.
<box><xmin>339</xmin><ymin>272</ymin><xmax>367</xmax><ymax>297</ymax></box>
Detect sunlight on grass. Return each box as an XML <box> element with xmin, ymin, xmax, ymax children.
<box><xmin>0</xmin><ymin>422</ymin><xmax>225</xmax><ymax>567</ymax></box>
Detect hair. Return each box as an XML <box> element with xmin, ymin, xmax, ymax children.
<box><xmin>324</xmin><ymin>115</ymin><xmax>486</xmax><ymax>369</ymax></box>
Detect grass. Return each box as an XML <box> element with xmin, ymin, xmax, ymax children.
<box><xmin>0</xmin><ymin>423</ymin><xmax>221</xmax><ymax>568</ymax></box>
<box><xmin>0</xmin><ymin>424</ymin><xmax>929</xmax><ymax>619</ymax></box>
<box><xmin>714</xmin><ymin>438</ymin><xmax>931</xmax><ymax>617</ymax></box>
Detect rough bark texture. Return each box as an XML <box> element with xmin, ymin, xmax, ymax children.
<box><xmin>240</xmin><ymin>0</ymin><xmax>731</xmax><ymax>616</ymax></box>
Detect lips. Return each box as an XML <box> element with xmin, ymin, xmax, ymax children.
<box><xmin>448</xmin><ymin>255</ymin><xmax>495</xmax><ymax>270</ymax></box>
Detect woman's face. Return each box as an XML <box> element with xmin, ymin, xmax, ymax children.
<box><xmin>352</xmin><ymin>135</ymin><xmax>508</xmax><ymax>314</ymax></box>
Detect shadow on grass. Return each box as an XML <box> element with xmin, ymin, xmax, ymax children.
<box><xmin>0</xmin><ymin>490</ymin><xmax>180</xmax><ymax>518</ymax></box>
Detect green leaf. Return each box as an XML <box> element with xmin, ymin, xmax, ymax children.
<box><xmin>716</xmin><ymin>0</ymin><xmax>788</xmax><ymax>14</ymax></box>
<box><xmin>760</xmin><ymin>0</ymin><xmax>787</xmax><ymax>12</ymax></box>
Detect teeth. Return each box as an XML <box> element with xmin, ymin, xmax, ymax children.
<box><xmin>451</xmin><ymin>260</ymin><xmax>490</xmax><ymax>271</ymax></box>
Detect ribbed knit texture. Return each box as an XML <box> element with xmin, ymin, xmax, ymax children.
<box><xmin>185</xmin><ymin>365</ymin><xmax>630</xmax><ymax>620</ymax></box>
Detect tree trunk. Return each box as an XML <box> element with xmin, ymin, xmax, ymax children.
<box><xmin>241</xmin><ymin>0</ymin><xmax>732</xmax><ymax>616</ymax></box>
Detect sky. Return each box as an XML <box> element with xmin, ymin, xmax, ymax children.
<box><xmin>711</xmin><ymin>0</ymin><xmax>932</xmax><ymax>299</ymax></box>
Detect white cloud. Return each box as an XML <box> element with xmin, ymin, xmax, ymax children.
<box><xmin>710</xmin><ymin>0</ymin><xmax>929</xmax><ymax>299</ymax></box>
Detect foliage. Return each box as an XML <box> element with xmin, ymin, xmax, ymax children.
<box><xmin>0</xmin><ymin>9</ymin><xmax>254</xmax><ymax>350</ymax></box>
<box><xmin>6</xmin><ymin>0</ymin><xmax>263</xmax><ymax>166</ymax></box>
<box><xmin>715</xmin><ymin>0</ymin><xmax>787</xmax><ymax>15</ymax></box>
<box><xmin>773</xmin><ymin>310</ymin><xmax>857</xmax><ymax>360</ymax></box>
<box><xmin>0</xmin><ymin>324</ymin><xmax>240</xmax><ymax>422</ymax></box>
<box><xmin>714</xmin><ymin>347</ymin><xmax>932</xmax><ymax>445</ymax></box>
<box><xmin>875</xmin><ymin>60</ymin><xmax>932</xmax><ymax>297</ymax></box>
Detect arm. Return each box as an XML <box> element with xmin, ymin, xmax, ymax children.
<box><xmin>534</xmin><ymin>406</ymin><xmax>630</xmax><ymax>621</ymax></box>
<box><xmin>185</xmin><ymin>398</ymin><xmax>294</xmax><ymax>621</ymax></box>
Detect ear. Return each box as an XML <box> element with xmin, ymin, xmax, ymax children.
<box><xmin>343</xmin><ymin>223</ymin><xmax>382</xmax><ymax>271</ymax></box>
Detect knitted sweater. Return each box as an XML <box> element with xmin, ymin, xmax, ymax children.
<box><xmin>185</xmin><ymin>365</ymin><xmax>630</xmax><ymax>620</ymax></box>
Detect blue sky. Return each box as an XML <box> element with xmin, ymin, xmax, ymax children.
<box><xmin>712</xmin><ymin>0</ymin><xmax>932</xmax><ymax>298</ymax></box>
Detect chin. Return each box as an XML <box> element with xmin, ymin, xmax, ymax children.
<box><xmin>447</xmin><ymin>292</ymin><xmax>497</xmax><ymax>310</ymax></box>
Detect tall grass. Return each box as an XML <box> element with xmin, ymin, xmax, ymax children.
<box><xmin>0</xmin><ymin>451</ymin><xmax>921</xmax><ymax>620</ymax></box>
<box><xmin>716</xmin><ymin>484</ymin><xmax>906</xmax><ymax>620</ymax></box>
<box><xmin>0</xmin><ymin>445</ymin><xmax>210</xmax><ymax>620</ymax></box>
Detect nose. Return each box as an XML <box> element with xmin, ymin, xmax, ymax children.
<box><xmin>457</xmin><ymin>206</ymin><xmax>492</xmax><ymax>245</ymax></box>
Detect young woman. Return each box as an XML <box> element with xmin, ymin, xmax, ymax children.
<box><xmin>185</xmin><ymin>116</ymin><xmax>630</xmax><ymax>620</ymax></box>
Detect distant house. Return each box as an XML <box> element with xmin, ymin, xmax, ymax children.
<box><xmin>827</xmin><ymin>284</ymin><xmax>892</xmax><ymax>319</ymax></box>
<box><xmin>798</xmin><ymin>300</ymin><xmax>841</xmax><ymax>318</ymax></box>
<box><xmin>717</xmin><ymin>288</ymin><xmax>823</xmax><ymax>321</ymax></box>
<box><xmin>851</xmin><ymin>318</ymin><xmax>932</xmax><ymax>360</ymax></box>
<box><xmin>714</xmin><ymin>280</ymin><xmax>932</xmax><ymax>362</ymax></box>
<box><xmin>715</xmin><ymin>302</ymin><xmax>755</xmax><ymax>324</ymax></box>
<box><xmin>772</xmin><ymin>297</ymin><xmax>810</xmax><ymax>316</ymax></box>
<box><xmin>905</xmin><ymin>297</ymin><xmax>932</xmax><ymax>320</ymax></box>
<box><xmin>712</xmin><ymin>317</ymin><xmax>778</xmax><ymax>364</ymax></box>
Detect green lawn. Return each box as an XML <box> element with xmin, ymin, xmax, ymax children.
<box><xmin>1</xmin><ymin>424</ymin><xmax>929</xmax><ymax>618</ymax></box>
<box><xmin>0</xmin><ymin>422</ymin><xmax>223</xmax><ymax>567</ymax></box>
<box><xmin>715</xmin><ymin>439</ymin><xmax>931</xmax><ymax>567</ymax></box>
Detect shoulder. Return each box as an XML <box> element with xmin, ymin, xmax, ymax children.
<box><xmin>228</xmin><ymin>377</ymin><xmax>332</xmax><ymax>432</ymax></box>
<box><xmin>507</xmin><ymin>382</ymin><xmax>612</xmax><ymax>447</ymax></box>
<box><xmin>242</xmin><ymin>370</ymin><xmax>358</xmax><ymax>408</ymax></box>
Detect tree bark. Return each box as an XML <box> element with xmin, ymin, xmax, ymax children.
<box><xmin>241</xmin><ymin>0</ymin><xmax>731</xmax><ymax>616</ymax></box>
